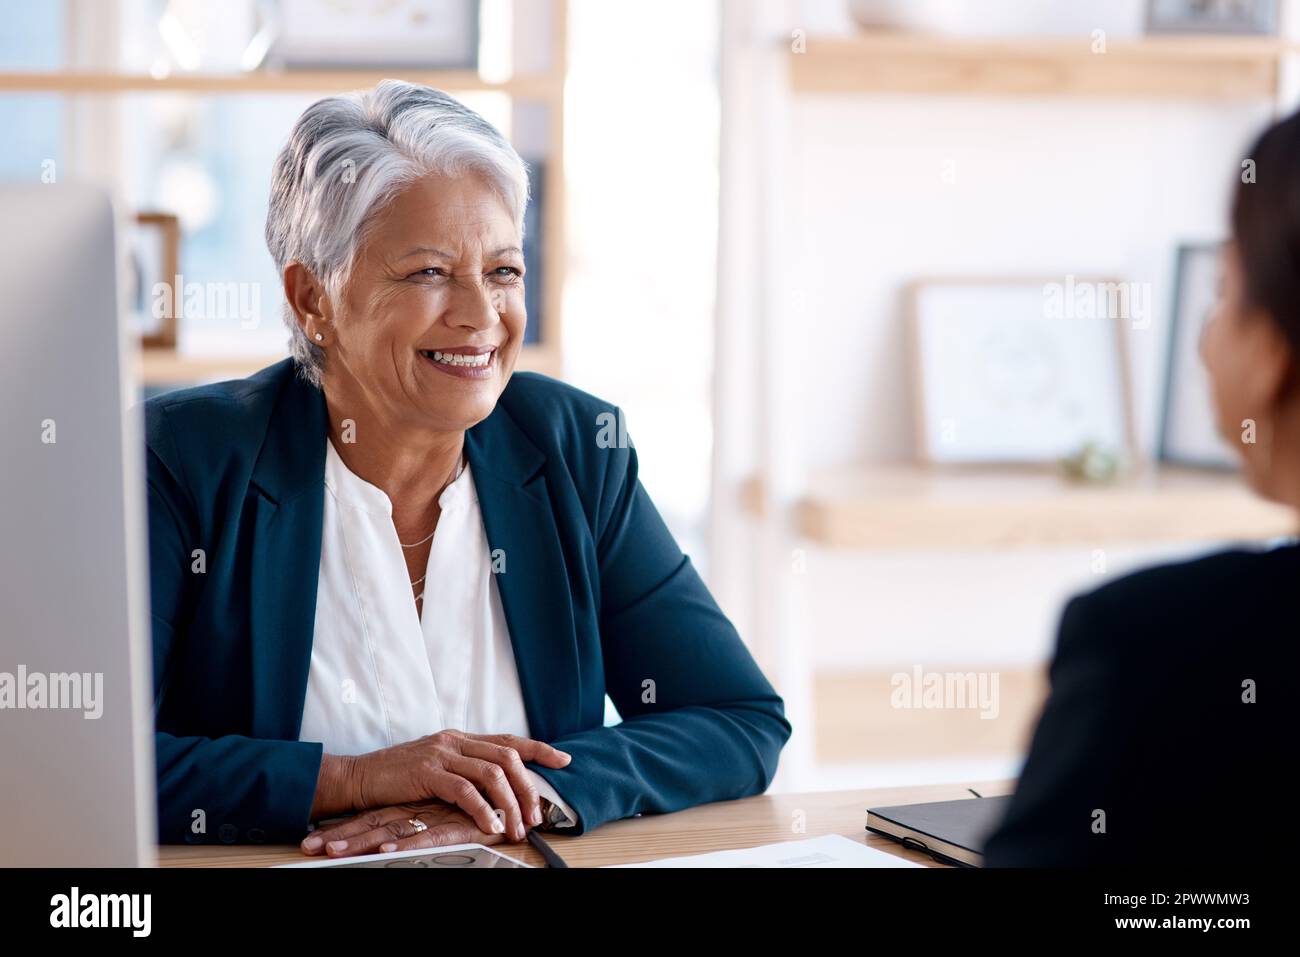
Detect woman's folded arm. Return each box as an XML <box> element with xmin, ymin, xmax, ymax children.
<box><xmin>527</xmin><ymin>696</ymin><xmax>789</xmax><ymax>835</ymax></box>
<box><xmin>155</xmin><ymin>730</ymin><xmax>323</xmax><ymax>844</ymax></box>
<box><xmin>528</xmin><ymin>434</ymin><xmax>791</xmax><ymax>833</ymax></box>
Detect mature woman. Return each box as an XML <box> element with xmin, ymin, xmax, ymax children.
<box><xmin>984</xmin><ymin>111</ymin><xmax>1298</xmax><ymax>866</ymax></box>
<box><xmin>146</xmin><ymin>80</ymin><xmax>789</xmax><ymax>856</ymax></box>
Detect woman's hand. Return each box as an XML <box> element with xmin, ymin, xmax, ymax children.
<box><xmin>337</xmin><ymin>730</ymin><xmax>571</xmax><ymax>842</ymax></box>
<box><xmin>301</xmin><ymin>800</ymin><xmax>504</xmax><ymax>858</ymax></box>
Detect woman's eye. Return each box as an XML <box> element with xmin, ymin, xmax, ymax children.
<box><xmin>410</xmin><ymin>267</ymin><xmax>445</xmax><ymax>280</ymax></box>
<box><xmin>491</xmin><ymin>266</ymin><xmax>523</xmax><ymax>283</ymax></box>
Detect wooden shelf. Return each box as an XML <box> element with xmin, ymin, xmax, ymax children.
<box><xmin>789</xmin><ymin>33</ymin><xmax>1293</xmax><ymax>97</ymax></box>
<box><xmin>138</xmin><ymin>344</ymin><xmax>561</xmax><ymax>388</ymax></box>
<box><xmin>745</xmin><ymin>465</ymin><xmax>1296</xmax><ymax>548</ymax></box>
<box><xmin>0</xmin><ymin>69</ymin><xmax>559</xmax><ymax>97</ymax></box>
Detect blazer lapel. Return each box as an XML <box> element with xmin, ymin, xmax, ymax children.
<box><xmin>466</xmin><ymin>407</ymin><xmax>582</xmax><ymax>742</ymax></box>
<box><xmin>246</xmin><ymin>367</ymin><xmax>328</xmax><ymax>740</ymax></box>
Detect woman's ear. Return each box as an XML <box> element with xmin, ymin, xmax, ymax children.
<box><xmin>1244</xmin><ymin>313</ymin><xmax>1296</xmax><ymax>414</ymax></box>
<box><xmin>283</xmin><ymin>262</ymin><xmax>331</xmax><ymax>345</ymax></box>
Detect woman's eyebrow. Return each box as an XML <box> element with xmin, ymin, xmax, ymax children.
<box><xmin>398</xmin><ymin>245</ymin><xmax>523</xmax><ymax>260</ymax></box>
<box><xmin>399</xmin><ymin>245</ymin><xmax>453</xmax><ymax>260</ymax></box>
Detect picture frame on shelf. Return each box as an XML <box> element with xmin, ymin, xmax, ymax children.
<box><xmin>906</xmin><ymin>277</ymin><xmax>1137</xmax><ymax>466</ymax></box>
<box><xmin>271</xmin><ymin>0</ymin><xmax>480</xmax><ymax>70</ymax></box>
<box><xmin>127</xmin><ymin>212</ymin><xmax>182</xmax><ymax>350</ymax></box>
<box><xmin>1144</xmin><ymin>0</ymin><xmax>1277</xmax><ymax>36</ymax></box>
<box><xmin>522</xmin><ymin>156</ymin><xmax>545</xmax><ymax>346</ymax></box>
<box><xmin>1157</xmin><ymin>243</ymin><xmax>1240</xmax><ymax>470</ymax></box>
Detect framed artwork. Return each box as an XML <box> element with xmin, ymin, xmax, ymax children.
<box><xmin>126</xmin><ymin>212</ymin><xmax>182</xmax><ymax>350</ymax></box>
<box><xmin>907</xmin><ymin>278</ymin><xmax>1136</xmax><ymax>465</ymax></box>
<box><xmin>1157</xmin><ymin>243</ymin><xmax>1239</xmax><ymax>469</ymax></box>
<box><xmin>272</xmin><ymin>0</ymin><xmax>480</xmax><ymax>69</ymax></box>
<box><xmin>1145</xmin><ymin>0</ymin><xmax>1277</xmax><ymax>35</ymax></box>
<box><xmin>522</xmin><ymin>156</ymin><xmax>544</xmax><ymax>346</ymax></box>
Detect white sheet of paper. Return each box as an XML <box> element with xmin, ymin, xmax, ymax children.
<box><xmin>609</xmin><ymin>834</ymin><xmax>923</xmax><ymax>868</ymax></box>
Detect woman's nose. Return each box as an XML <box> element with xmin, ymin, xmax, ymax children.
<box><xmin>446</xmin><ymin>275</ymin><xmax>501</xmax><ymax>329</ymax></box>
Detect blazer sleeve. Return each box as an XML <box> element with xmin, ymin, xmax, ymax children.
<box><xmin>982</xmin><ymin>593</ymin><xmax>1131</xmax><ymax>867</ymax></box>
<box><xmin>146</xmin><ymin>412</ymin><xmax>323</xmax><ymax>844</ymax></box>
<box><xmin>526</xmin><ymin>431</ymin><xmax>791</xmax><ymax>833</ymax></box>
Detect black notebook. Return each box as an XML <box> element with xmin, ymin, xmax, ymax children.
<box><xmin>866</xmin><ymin>796</ymin><xmax>1011</xmax><ymax>867</ymax></box>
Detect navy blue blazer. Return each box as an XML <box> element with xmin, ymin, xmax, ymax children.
<box><xmin>984</xmin><ymin>544</ymin><xmax>1297</xmax><ymax>866</ymax></box>
<box><xmin>144</xmin><ymin>359</ymin><xmax>789</xmax><ymax>844</ymax></box>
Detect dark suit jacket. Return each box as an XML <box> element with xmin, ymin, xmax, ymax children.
<box><xmin>144</xmin><ymin>359</ymin><xmax>789</xmax><ymax>844</ymax></box>
<box><xmin>984</xmin><ymin>543</ymin><xmax>1297</xmax><ymax>867</ymax></box>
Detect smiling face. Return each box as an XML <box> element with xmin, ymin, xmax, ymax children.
<box><xmin>315</xmin><ymin>171</ymin><xmax>526</xmax><ymax>435</ymax></box>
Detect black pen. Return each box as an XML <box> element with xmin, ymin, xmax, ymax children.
<box><xmin>526</xmin><ymin>828</ymin><xmax>569</xmax><ymax>868</ymax></box>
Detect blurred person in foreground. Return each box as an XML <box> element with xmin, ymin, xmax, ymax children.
<box><xmin>985</xmin><ymin>111</ymin><xmax>1299</xmax><ymax>867</ymax></box>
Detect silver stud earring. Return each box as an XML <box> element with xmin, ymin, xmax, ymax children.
<box><xmin>314</xmin><ymin>333</ymin><xmax>323</xmax><ymax>341</ymax></box>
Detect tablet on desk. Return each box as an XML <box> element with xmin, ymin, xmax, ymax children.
<box><xmin>276</xmin><ymin>844</ymin><xmax>532</xmax><ymax>868</ymax></box>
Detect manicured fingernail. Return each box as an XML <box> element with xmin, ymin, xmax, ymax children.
<box><xmin>380</xmin><ymin>843</ymin><xmax>396</xmax><ymax>853</ymax></box>
<box><xmin>529</xmin><ymin>807</ymin><xmax>542</xmax><ymax>826</ymax></box>
<box><xmin>491</xmin><ymin>818</ymin><xmax>505</xmax><ymax>834</ymax></box>
<box><xmin>558</xmin><ymin>751</ymin><xmax>571</xmax><ymax>763</ymax></box>
<box><xmin>301</xmin><ymin>835</ymin><xmax>323</xmax><ymax>852</ymax></box>
<box><xmin>327</xmin><ymin>840</ymin><xmax>347</xmax><ymax>853</ymax></box>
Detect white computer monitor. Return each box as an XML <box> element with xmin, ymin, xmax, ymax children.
<box><xmin>0</xmin><ymin>182</ymin><xmax>156</xmax><ymax>866</ymax></box>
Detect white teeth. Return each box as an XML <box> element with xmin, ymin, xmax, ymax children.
<box><xmin>429</xmin><ymin>350</ymin><xmax>491</xmax><ymax>367</ymax></box>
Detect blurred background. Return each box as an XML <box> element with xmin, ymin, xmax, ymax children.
<box><xmin>3</xmin><ymin>0</ymin><xmax>1296</xmax><ymax>794</ymax></box>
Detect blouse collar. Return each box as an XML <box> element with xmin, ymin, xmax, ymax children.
<box><xmin>324</xmin><ymin>438</ymin><xmax>473</xmax><ymax>516</ymax></box>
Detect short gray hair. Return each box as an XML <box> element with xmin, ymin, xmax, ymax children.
<box><xmin>265</xmin><ymin>79</ymin><xmax>530</xmax><ymax>386</ymax></box>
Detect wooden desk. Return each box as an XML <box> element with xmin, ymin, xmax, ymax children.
<box><xmin>158</xmin><ymin>780</ymin><xmax>1012</xmax><ymax>868</ymax></box>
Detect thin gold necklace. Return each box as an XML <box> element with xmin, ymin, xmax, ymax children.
<box><xmin>398</xmin><ymin>454</ymin><xmax>465</xmax><ymax>549</ymax></box>
<box><xmin>400</xmin><ymin>454</ymin><xmax>465</xmax><ymax>600</ymax></box>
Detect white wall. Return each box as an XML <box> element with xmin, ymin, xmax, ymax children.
<box><xmin>562</xmin><ymin>0</ymin><xmax>720</xmax><ymax>559</ymax></box>
<box><xmin>805</xmin><ymin>539</ymin><xmax>1226</xmax><ymax>670</ymax></box>
<box><xmin>788</xmin><ymin>95</ymin><xmax>1272</xmax><ymax>470</ymax></box>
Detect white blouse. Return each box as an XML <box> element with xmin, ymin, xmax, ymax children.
<box><xmin>299</xmin><ymin>438</ymin><xmax>574</xmax><ymax>826</ymax></box>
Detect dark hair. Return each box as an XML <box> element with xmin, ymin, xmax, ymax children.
<box><xmin>1232</xmin><ymin>111</ymin><xmax>1300</xmax><ymax>354</ymax></box>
